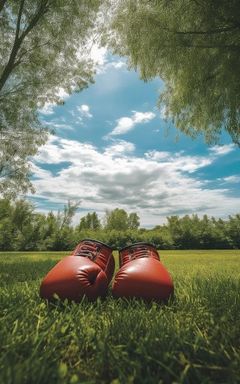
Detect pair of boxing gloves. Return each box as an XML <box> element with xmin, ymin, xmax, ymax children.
<box><xmin>40</xmin><ymin>239</ymin><xmax>174</xmax><ymax>302</ymax></box>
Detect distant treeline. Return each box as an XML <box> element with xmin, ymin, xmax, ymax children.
<box><xmin>0</xmin><ymin>199</ymin><xmax>239</xmax><ymax>251</ymax></box>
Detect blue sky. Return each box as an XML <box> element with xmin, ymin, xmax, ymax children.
<box><xmin>33</xmin><ymin>48</ymin><xmax>240</xmax><ymax>227</ymax></box>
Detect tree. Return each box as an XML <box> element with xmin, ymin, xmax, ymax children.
<box><xmin>109</xmin><ymin>0</ymin><xmax>240</xmax><ymax>144</ymax></box>
<box><xmin>104</xmin><ymin>208</ymin><xmax>129</xmax><ymax>231</ymax></box>
<box><xmin>60</xmin><ymin>201</ymin><xmax>79</xmax><ymax>229</ymax></box>
<box><xmin>128</xmin><ymin>212</ymin><xmax>140</xmax><ymax>230</ymax></box>
<box><xmin>0</xmin><ymin>199</ymin><xmax>14</xmax><ymax>250</ymax></box>
<box><xmin>0</xmin><ymin>0</ymin><xmax>101</xmax><ymax>196</ymax></box>
<box><xmin>104</xmin><ymin>208</ymin><xmax>140</xmax><ymax>231</ymax></box>
<box><xmin>78</xmin><ymin>212</ymin><xmax>101</xmax><ymax>231</ymax></box>
<box><xmin>0</xmin><ymin>126</ymin><xmax>47</xmax><ymax>198</ymax></box>
<box><xmin>226</xmin><ymin>214</ymin><xmax>240</xmax><ymax>248</ymax></box>
<box><xmin>36</xmin><ymin>201</ymin><xmax>79</xmax><ymax>250</ymax></box>
<box><xmin>166</xmin><ymin>214</ymin><xmax>202</xmax><ymax>249</ymax></box>
<box><xmin>11</xmin><ymin>199</ymin><xmax>34</xmax><ymax>231</ymax></box>
<box><xmin>0</xmin><ymin>198</ymin><xmax>40</xmax><ymax>250</ymax></box>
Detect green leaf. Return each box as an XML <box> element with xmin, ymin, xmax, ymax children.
<box><xmin>58</xmin><ymin>362</ymin><xmax>68</xmax><ymax>379</ymax></box>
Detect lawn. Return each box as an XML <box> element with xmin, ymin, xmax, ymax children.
<box><xmin>0</xmin><ymin>250</ymin><xmax>239</xmax><ymax>384</ymax></box>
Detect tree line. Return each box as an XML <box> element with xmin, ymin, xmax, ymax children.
<box><xmin>0</xmin><ymin>199</ymin><xmax>239</xmax><ymax>251</ymax></box>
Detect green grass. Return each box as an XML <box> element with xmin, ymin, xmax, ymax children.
<box><xmin>0</xmin><ymin>250</ymin><xmax>240</xmax><ymax>384</ymax></box>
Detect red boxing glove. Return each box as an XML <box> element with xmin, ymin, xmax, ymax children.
<box><xmin>40</xmin><ymin>239</ymin><xmax>114</xmax><ymax>302</ymax></box>
<box><xmin>112</xmin><ymin>243</ymin><xmax>174</xmax><ymax>302</ymax></box>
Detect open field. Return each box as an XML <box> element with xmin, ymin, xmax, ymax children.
<box><xmin>0</xmin><ymin>250</ymin><xmax>240</xmax><ymax>384</ymax></box>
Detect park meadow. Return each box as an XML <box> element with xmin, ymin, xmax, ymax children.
<box><xmin>0</xmin><ymin>250</ymin><xmax>239</xmax><ymax>384</ymax></box>
<box><xmin>1</xmin><ymin>1</ymin><xmax>240</xmax><ymax>383</ymax></box>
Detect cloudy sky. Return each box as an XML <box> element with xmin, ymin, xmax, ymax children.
<box><xmin>34</xmin><ymin>48</ymin><xmax>240</xmax><ymax>227</ymax></box>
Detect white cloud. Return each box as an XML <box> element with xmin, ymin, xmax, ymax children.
<box><xmin>104</xmin><ymin>140</ymin><xmax>135</xmax><ymax>156</ymax></box>
<box><xmin>32</xmin><ymin>135</ymin><xmax>240</xmax><ymax>227</ymax></box>
<box><xmin>111</xmin><ymin>117</ymin><xmax>133</xmax><ymax>135</ymax></box>
<box><xmin>146</xmin><ymin>150</ymin><xmax>212</xmax><ymax>173</ymax></box>
<box><xmin>78</xmin><ymin>41</ymin><xmax>127</xmax><ymax>76</ymax></box>
<box><xmin>145</xmin><ymin>150</ymin><xmax>170</xmax><ymax>161</ymax></box>
<box><xmin>42</xmin><ymin>121</ymin><xmax>73</xmax><ymax>131</ymax></box>
<box><xmin>110</xmin><ymin>111</ymin><xmax>156</xmax><ymax>136</ymax></box>
<box><xmin>39</xmin><ymin>103</ymin><xmax>55</xmax><ymax>115</ymax></box>
<box><xmin>98</xmin><ymin>60</ymin><xmax>127</xmax><ymax>74</ymax></box>
<box><xmin>87</xmin><ymin>43</ymin><xmax>127</xmax><ymax>73</ymax></box>
<box><xmin>30</xmin><ymin>163</ymin><xmax>53</xmax><ymax>179</ymax></box>
<box><xmin>89</xmin><ymin>44</ymin><xmax>108</xmax><ymax>67</ymax></box>
<box><xmin>110</xmin><ymin>61</ymin><xmax>126</xmax><ymax>70</ymax></box>
<box><xmin>38</xmin><ymin>87</ymin><xmax>70</xmax><ymax>116</ymax></box>
<box><xmin>77</xmin><ymin>104</ymin><xmax>93</xmax><ymax>119</ymax></box>
<box><xmin>221</xmin><ymin>175</ymin><xmax>240</xmax><ymax>184</ymax></box>
<box><xmin>56</xmin><ymin>87</ymin><xmax>69</xmax><ymax>99</ymax></box>
<box><xmin>210</xmin><ymin>144</ymin><xmax>236</xmax><ymax>156</ymax></box>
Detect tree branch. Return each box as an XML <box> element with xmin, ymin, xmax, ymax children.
<box><xmin>0</xmin><ymin>0</ymin><xmax>25</xmax><ymax>91</ymax></box>
<box><xmin>150</xmin><ymin>17</ymin><xmax>240</xmax><ymax>36</ymax></box>
<box><xmin>15</xmin><ymin>0</ymin><xmax>25</xmax><ymax>40</ymax></box>
<box><xmin>0</xmin><ymin>0</ymin><xmax>7</xmax><ymax>14</ymax></box>
<box><xmin>181</xmin><ymin>43</ymin><xmax>240</xmax><ymax>50</ymax></box>
<box><xmin>16</xmin><ymin>39</ymin><xmax>55</xmax><ymax>63</ymax></box>
<box><xmin>158</xmin><ymin>43</ymin><xmax>240</xmax><ymax>50</ymax></box>
<box><xmin>0</xmin><ymin>165</ymin><xmax>29</xmax><ymax>179</ymax></box>
<box><xmin>0</xmin><ymin>0</ymin><xmax>49</xmax><ymax>92</ymax></box>
<box><xmin>20</xmin><ymin>0</ymin><xmax>49</xmax><ymax>40</ymax></box>
<box><xmin>173</xmin><ymin>25</ymin><xmax>240</xmax><ymax>35</ymax></box>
